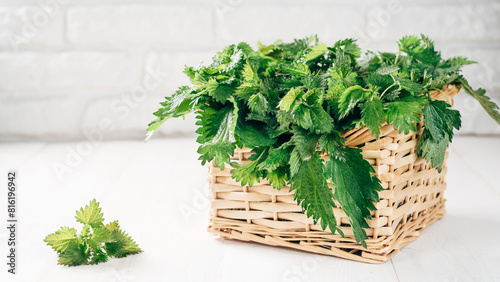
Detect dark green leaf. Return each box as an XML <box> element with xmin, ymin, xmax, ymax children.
<box><xmin>423</xmin><ymin>100</ymin><xmax>461</xmax><ymax>142</ymax></box>
<box><xmin>361</xmin><ymin>98</ymin><xmax>385</xmax><ymax>138</ymax></box>
<box><xmin>290</xmin><ymin>153</ymin><xmax>342</xmax><ymax>235</ymax></box>
<box><xmin>230</xmin><ymin>147</ymin><xmax>268</xmax><ymax>187</ymax></box>
<box><xmin>58</xmin><ymin>241</ymin><xmax>89</xmax><ymax>266</ymax></box>
<box><xmin>324</xmin><ymin>146</ymin><xmax>382</xmax><ymax>247</ymax></box>
<box><xmin>338</xmin><ymin>85</ymin><xmax>364</xmax><ymax>119</ymax></box>
<box><xmin>417</xmin><ymin>129</ymin><xmax>449</xmax><ymax>172</ymax></box>
<box><xmin>385</xmin><ymin>100</ymin><xmax>423</xmax><ymax>134</ymax></box>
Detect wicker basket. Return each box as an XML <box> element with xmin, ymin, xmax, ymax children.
<box><xmin>207</xmin><ymin>85</ymin><xmax>459</xmax><ymax>263</ymax></box>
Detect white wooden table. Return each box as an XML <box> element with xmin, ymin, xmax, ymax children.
<box><xmin>0</xmin><ymin>136</ymin><xmax>499</xmax><ymax>282</ymax></box>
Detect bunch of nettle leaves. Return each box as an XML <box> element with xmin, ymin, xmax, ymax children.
<box><xmin>147</xmin><ymin>35</ymin><xmax>500</xmax><ymax>246</ymax></box>
<box><xmin>44</xmin><ymin>200</ymin><xmax>142</xmax><ymax>266</ymax></box>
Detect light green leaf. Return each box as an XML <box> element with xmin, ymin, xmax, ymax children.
<box><xmin>305</xmin><ymin>43</ymin><xmax>329</xmax><ymax>62</ymax></box>
<box><xmin>92</xmin><ymin>227</ymin><xmax>114</xmax><ymax>244</ymax></box>
<box><xmin>376</xmin><ymin>65</ymin><xmax>400</xmax><ymax>75</ymax></box>
<box><xmin>44</xmin><ymin>227</ymin><xmax>77</xmax><ymax>253</ymax></box>
<box><xmin>278</xmin><ymin>87</ymin><xmax>303</xmax><ymax>111</ymax></box>
<box><xmin>75</xmin><ymin>199</ymin><xmax>104</xmax><ymax>228</ymax></box>
<box><xmin>248</xmin><ymin>93</ymin><xmax>268</xmax><ymax>116</ymax></box>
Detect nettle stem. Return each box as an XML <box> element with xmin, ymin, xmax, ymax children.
<box><xmin>394</xmin><ymin>50</ymin><xmax>402</xmax><ymax>65</ymax></box>
<box><xmin>380</xmin><ymin>81</ymin><xmax>398</xmax><ymax>99</ymax></box>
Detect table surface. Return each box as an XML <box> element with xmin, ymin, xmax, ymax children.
<box><xmin>0</xmin><ymin>136</ymin><xmax>499</xmax><ymax>282</ymax></box>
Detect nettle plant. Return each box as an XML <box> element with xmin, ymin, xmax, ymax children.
<box><xmin>147</xmin><ymin>35</ymin><xmax>500</xmax><ymax>246</ymax></box>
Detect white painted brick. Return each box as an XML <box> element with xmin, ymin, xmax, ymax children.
<box><xmin>0</xmin><ymin>51</ymin><xmax>136</xmax><ymax>91</ymax></box>
<box><xmin>1</xmin><ymin>1</ymin><xmax>499</xmax><ymax>140</ymax></box>
<box><xmin>0</xmin><ymin>96</ymin><xmax>84</xmax><ymax>140</ymax></box>
<box><xmin>366</xmin><ymin>3</ymin><xmax>500</xmax><ymax>42</ymax></box>
<box><xmin>144</xmin><ymin>50</ymin><xmax>216</xmax><ymax>92</ymax></box>
<box><xmin>215</xmin><ymin>5</ymin><xmax>365</xmax><ymax>45</ymax></box>
<box><xmin>67</xmin><ymin>5</ymin><xmax>213</xmax><ymax>47</ymax></box>
<box><xmin>0</xmin><ymin>5</ymin><xmax>65</xmax><ymax>51</ymax></box>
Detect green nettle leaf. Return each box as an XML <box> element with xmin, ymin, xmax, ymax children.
<box><xmin>58</xmin><ymin>241</ymin><xmax>90</xmax><ymax>266</ymax></box>
<box><xmin>290</xmin><ymin>153</ymin><xmax>342</xmax><ymax>235</ymax></box>
<box><xmin>89</xmin><ymin>248</ymin><xmax>108</xmax><ymax>265</ymax></box>
<box><xmin>258</xmin><ymin>145</ymin><xmax>293</xmax><ymax>171</ymax></box>
<box><xmin>418</xmin><ymin>100</ymin><xmax>461</xmax><ymax>171</ymax></box>
<box><xmin>198</xmin><ymin>103</ymin><xmax>239</xmax><ymax>170</ymax></box>
<box><xmin>361</xmin><ymin>98</ymin><xmax>385</xmax><ymax>138</ymax></box>
<box><xmin>206</xmin><ymin>78</ymin><xmax>235</xmax><ymax>103</ymax></box>
<box><xmin>235</xmin><ymin>121</ymin><xmax>276</xmax><ymax>148</ymax></box>
<box><xmin>235</xmin><ymin>82</ymin><xmax>259</xmax><ymax>99</ymax></box>
<box><xmin>376</xmin><ymin>65</ymin><xmax>400</xmax><ymax>75</ymax></box>
<box><xmin>318</xmin><ymin>131</ymin><xmax>345</xmax><ymax>154</ymax></box>
<box><xmin>75</xmin><ymin>199</ymin><xmax>104</xmax><ymax>228</ymax></box>
<box><xmin>398</xmin><ymin>35</ymin><xmax>421</xmax><ymax>52</ymax></box>
<box><xmin>324</xmin><ymin>146</ymin><xmax>382</xmax><ymax>247</ymax></box>
<box><xmin>423</xmin><ymin>100</ymin><xmax>461</xmax><ymax>142</ymax></box>
<box><xmin>291</xmin><ymin>127</ymin><xmax>321</xmax><ymax>161</ymax></box>
<box><xmin>305</xmin><ymin>42</ymin><xmax>329</xmax><ymax>62</ymax></box>
<box><xmin>266</xmin><ymin>166</ymin><xmax>288</xmax><ymax>190</ymax></box>
<box><xmin>44</xmin><ymin>227</ymin><xmax>77</xmax><ymax>253</ymax></box>
<box><xmin>334</xmin><ymin>38</ymin><xmax>361</xmax><ymax>58</ymax></box>
<box><xmin>44</xmin><ymin>200</ymin><xmax>142</xmax><ymax>267</ymax></box>
<box><xmin>429</xmin><ymin>73</ymin><xmax>460</xmax><ymax>89</ymax></box>
<box><xmin>146</xmin><ymin>86</ymin><xmax>202</xmax><ymax>140</ymax></box>
<box><xmin>248</xmin><ymin>93</ymin><xmax>268</xmax><ymax>116</ymax></box>
<box><xmin>288</xmin><ymin>148</ymin><xmax>302</xmax><ymax>177</ymax></box>
<box><xmin>417</xmin><ymin>129</ymin><xmax>449</xmax><ymax>172</ymax></box>
<box><xmin>279</xmin><ymin>87</ymin><xmax>303</xmax><ymax>111</ymax></box>
<box><xmin>231</xmin><ymin>147</ymin><xmax>268</xmax><ymax>187</ymax></box>
<box><xmin>282</xmin><ymin>63</ymin><xmax>311</xmax><ymax>77</ymax></box>
<box><xmin>397</xmin><ymin>77</ymin><xmax>425</xmax><ymax>94</ymax></box>
<box><xmin>333</xmin><ymin>49</ymin><xmax>353</xmax><ymax>79</ymax></box>
<box><xmin>338</xmin><ymin>85</ymin><xmax>364</xmax><ymax>119</ymax></box>
<box><xmin>435</xmin><ymin>57</ymin><xmax>476</xmax><ymax>76</ymax></box>
<box><xmin>146</xmin><ymin>34</ymin><xmax>499</xmax><ymax>248</ymax></box>
<box><xmin>294</xmin><ymin>104</ymin><xmax>335</xmax><ymax>134</ymax></box>
<box><xmin>105</xmin><ymin>229</ymin><xmax>142</xmax><ymax>258</ymax></box>
<box><xmin>91</xmin><ymin>227</ymin><xmax>114</xmax><ymax>243</ymax></box>
<box><xmin>385</xmin><ymin>100</ymin><xmax>423</xmax><ymax>134</ymax></box>
<box><xmin>241</xmin><ymin>61</ymin><xmax>257</xmax><ymax>83</ymax></box>
<box><xmin>105</xmin><ymin>220</ymin><xmax>120</xmax><ymax>232</ymax></box>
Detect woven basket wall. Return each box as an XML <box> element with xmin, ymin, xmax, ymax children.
<box><xmin>207</xmin><ymin>85</ymin><xmax>459</xmax><ymax>263</ymax></box>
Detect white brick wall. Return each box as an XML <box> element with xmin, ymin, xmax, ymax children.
<box><xmin>1</xmin><ymin>0</ymin><xmax>499</xmax><ymax>141</ymax></box>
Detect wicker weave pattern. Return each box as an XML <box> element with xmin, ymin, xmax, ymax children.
<box><xmin>207</xmin><ymin>85</ymin><xmax>459</xmax><ymax>263</ymax></box>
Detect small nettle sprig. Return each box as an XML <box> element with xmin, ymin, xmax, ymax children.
<box><xmin>147</xmin><ymin>35</ymin><xmax>500</xmax><ymax>247</ymax></box>
<box><xmin>44</xmin><ymin>199</ymin><xmax>142</xmax><ymax>266</ymax></box>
